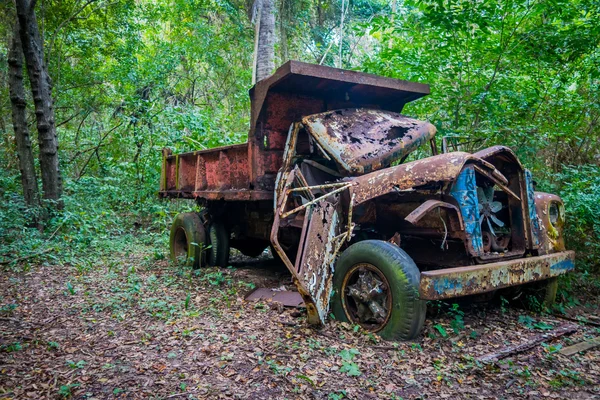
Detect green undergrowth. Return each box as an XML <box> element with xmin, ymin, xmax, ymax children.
<box><xmin>0</xmin><ymin>171</ymin><xmax>188</xmax><ymax>271</ymax></box>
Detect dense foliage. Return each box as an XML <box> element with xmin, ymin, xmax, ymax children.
<box><xmin>0</xmin><ymin>0</ymin><xmax>598</xmax><ymax>272</ymax></box>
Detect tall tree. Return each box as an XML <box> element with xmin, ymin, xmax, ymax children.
<box><xmin>7</xmin><ymin>18</ymin><xmax>40</xmax><ymax>209</ymax></box>
<box><xmin>15</xmin><ymin>0</ymin><xmax>62</xmax><ymax>206</ymax></box>
<box><xmin>252</xmin><ymin>0</ymin><xmax>275</xmax><ymax>83</ymax></box>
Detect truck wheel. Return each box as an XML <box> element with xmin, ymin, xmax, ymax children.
<box><xmin>170</xmin><ymin>212</ymin><xmax>206</xmax><ymax>269</ymax></box>
<box><xmin>207</xmin><ymin>221</ymin><xmax>230</xmax><ymax>267</ymax></box>
<box><xmin>524</xmin><ymin>277</ymin><xmax>558</xmax><ymax>311</ymax></box>
<box><xmin>500</xmin><ymin>277</ymin><xmax>558</xmax><ymax>311</ymax></box>
<box><xmin>331</xmin><ymin>240</ymin><xmax>426</xmax><ymax>341</ymax></box>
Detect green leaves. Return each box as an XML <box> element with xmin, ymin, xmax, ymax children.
<box><xmin>339</xmin><ymin>348</ymin><xmax>361</xmax><ymax>377</ymax></box>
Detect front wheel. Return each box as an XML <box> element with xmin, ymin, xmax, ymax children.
<box><xmin>331</xmin><ymin>240</ymin><xmax>426</xmax><ymax>341</ymax></box>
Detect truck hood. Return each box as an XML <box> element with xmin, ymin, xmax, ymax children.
<box><xmin>302</xmin><ymin>108</ymin><xmax>436</xmax><ymax>176</ymax></box>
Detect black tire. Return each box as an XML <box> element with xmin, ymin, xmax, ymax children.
<box><xmin>207</xmin><ymin>221</ymin><xmax>230</xmax><ymax>267</ymax></box>
<box><xmin>169</xmin><ymin>212</ymin><xmax>206</xmax><ymax>269</ymax></box>
<box><xmin>500</xmin><ymin>277</ymin><xmax>558</xmax><ymax>311</ymax></box>
<box><xmin>331</xmin><ymin>240</ymin><xmax>426</xmax><ymax>341</ymax></box>
<box><xmin>524</xmin><ymin>278</ymin><xmax>558</xmax><ymax>311</ymax></box>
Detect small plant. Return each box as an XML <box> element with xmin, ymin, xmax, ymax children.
<box><xmin>433</xmin><ymin>323</ymin><xmax>448</xmax><ymax>338</ymax></box>
<box><xmin>58</xmin><ymin>383</ymin><xmax>79</xmax><ymax>398</ymax></box>
<box><xmin>184</xmin><ymin>293</ymin><xmax>191</xmax><ymax>310</ymax></box>
<box><xmin>339</xmin><ymin>348</ymin><xmax>361</xmax><ymax>377</ymax></box>
<box><xmin>542</xmin><ymin>342</ymin><xmax>563</xmax><ymax>354</ymax></box>
<box><xmin>518</xmin><ymin>315</ymin><xmax>535</xmax><ymax>329</ymax></box>
<box><xmin>0</xmin><ymin>303</ymin><xmax>18</xmax><ymax>315</ymax></box>
<box><xmin>65</xmin><ymin>282</ymin><xmax>76</xmax><ymax>296</ymax></box>
<box><xmin>328</xmin><ymin>391</ymin><xmax>347</xmax><ymax>400</ymax></box>
<box><xmin>449</xmin><ymin>303</ymin><xmax>465</xmax><ymax>334</ymax></box>
<box><xmin>47</xmin><ymin>341</ymin><xmax>60</xmax><ymax>350</ymax></box>
<box><xmin>66</xmin><ymin>360</ymin><xmax>86</xmax><ymax>369</ymax></box>
<box><xmin>2</xmin><ymin>342</ymin><xmax>23</xmax><ymax>352</ymax></box>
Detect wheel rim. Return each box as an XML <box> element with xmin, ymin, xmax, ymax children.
<box><xmin>173</xmin><ymin>227</ymin><xmax>188</xmax><ymax>260</ymax></box>
<box><xmin>341</xmin><ymin>263</ymin><xmax>393</xmax><ymax>332</ymax></box>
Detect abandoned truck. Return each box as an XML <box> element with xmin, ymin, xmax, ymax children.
<box><xmin>160</xmin><ymin>61</ymin><xmax>575</xmax><ymax>340</ymax></box>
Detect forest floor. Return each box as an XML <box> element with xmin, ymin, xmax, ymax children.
<box><xmin>0</xmin><ymin>237</ymin><xmax>599</xmax><ymax>400</ymax></box>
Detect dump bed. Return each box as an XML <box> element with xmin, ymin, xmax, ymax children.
<box><xmin>159</xmin><ymin>61</ymin><xmax>430</xmax><ymax>201</ymax></box>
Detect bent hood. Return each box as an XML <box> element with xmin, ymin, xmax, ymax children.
<box><xmin>302</xmin><ymin>108</ymin><xmax>436</xmax><ymax>176</ymax></box>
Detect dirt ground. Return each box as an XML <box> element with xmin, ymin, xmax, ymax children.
<box><xmin>1</xmin><ymin>246</ymin><xmax>599</xmax><ymax>399</ymax></box>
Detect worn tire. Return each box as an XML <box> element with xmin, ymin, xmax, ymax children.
<box><xmin>501</xmin><ymin>277</ymin><xmax>558</xmax><ymax>311</ymax></box>
<box><xmin>207</xmin><ymin>221</ymin><xmax>230</xmax><ymax>267</ymax></box>
<box><xmin>331</xmin><ymin>240</ymin><xmax>426</xmax><ymax>341</ymax></box>
<box><xmin>169</xmin><ymin>212</ymin><xmax>206</xmax><ymax>269</ymax></box>
<box><xmin>524</xmin><ymin>277</ymin><xmax>558</xmax><ymax>310</ymax></box>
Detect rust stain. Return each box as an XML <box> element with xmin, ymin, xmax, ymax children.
<box><xmin>420</xmin><ymin>251</ymin><xmax>575</xmax><ymax>300</ymax></box>
<box><xmin>302</xmin><ymin>109</ymin><xmax>436</xmax><ymax>175</ymax></box>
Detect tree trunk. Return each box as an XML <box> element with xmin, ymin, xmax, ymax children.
<box><xmin>278</xmin><ymin>0</ymin><xmax>288</xmax><ymax>63</ymax></box>
<box><xmin>8</xmin><ymin>19</ymin><xmax>40</xmax><ymax>209</ymax></box>
<box><xmin>255</xmin><ymin>0</ymin><xmax>275</xmax><ymax>82</ymax></box>
<box><xmin>15</xmin><ymin>0</ymin><xmax>63</xmax><ymax>206</ymax></box>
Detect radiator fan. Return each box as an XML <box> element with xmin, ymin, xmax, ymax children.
<box><xmin>477</xmin><ymin>186</ymin><xmax>504</xmax><ymax>235</ymax></box>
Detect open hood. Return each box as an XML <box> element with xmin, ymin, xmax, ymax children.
<box><xmin>302</xmin><ymin>108</ymin><xmax>436</xmax><ymax>176</ymax></box>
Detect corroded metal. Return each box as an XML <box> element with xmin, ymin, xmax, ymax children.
<box><xmin>420</xmin><ymin>250</ymin><xmax>575</xmax><ymax>300</ymax></box>
<box><xmin>302</xmin><ymin>109</ymin><xmax>436</xmax><ymax>175</ymax></box>
<box><xmin>534</xmin><ymin>192</ymin><xmax>566</xmax><ymax>254</ymax></box>
<box><xmin>342</xmin><ymin>263</ymin><xmax>392</xmax><ymax>332</ymax></box>
<box><xmin>160</xmin><ymin>62</ymin><xmax>575</xmax><ymax>332</ymax></box>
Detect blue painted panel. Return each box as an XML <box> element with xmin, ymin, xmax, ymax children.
<box><xmin>451</xmin><ymin>167</ymin><xmax>483</xmax><ymax>255</ymax></box>
<box><xmin>550</xmin><ymin>259</ymin><xmax>575</xmax><ymax>272</ymax></box>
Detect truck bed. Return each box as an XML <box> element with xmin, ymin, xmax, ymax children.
<box><xmin>159</xmin><ymin>143</ymin><xmax>273</xmax><ymax>201</ymax></box>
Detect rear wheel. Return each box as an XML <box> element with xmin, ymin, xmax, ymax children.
<box><xmin>207</xmin><ymin>221</ymin><xmax>230</xmax><ymax>267</ymax></box>
<box><xmin>331</xmin><ymin>240</ymin><xmax>426</xmax><ymax>341</ymax></box>
<box><xmin>500</xmin><ymin>277</ymin><xmax>558</xmax><ymax>311</ymax></box>
<box><xmin>169</xmin><ymin>212</ymin><xmax>206</xmax><ymax>269</ymax></box>
<box><xmin>523</xmin><ymin>278</ymin><xmax>558</xmax><ymax>311</ymax></box>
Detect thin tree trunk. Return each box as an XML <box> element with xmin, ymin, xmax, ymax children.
<box><xmin>8</xmin><ymin>19</ymin><xmax>40</xmax><ymax>209</ymax></box>
<box><xmin>278</xmin><ymin>0</ymin><xmax>288</xmax><ymax>63</ymax></box>
<box><xmin>15</xmin><ymin>0</ymin><xmax>63</xmax><ymax>206</ymax></box>
<box><xmin>255</xmin><ymin>0</ymin><xmax>275</xmax><ymax>82</ymax></box>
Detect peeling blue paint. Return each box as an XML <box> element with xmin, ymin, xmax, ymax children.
<box><xmin>550</xmin><ymin>259</ymin><xmax>575</xmax><ymax>272</ymax></box>
<box><xmin>432</xmin><ymin>278</ymin><xmax>463</xmax><ymax>295</ymax></box>
<box><xmin>525</xmin><ymin>170</ymin><xmax>541</xmax><ymax>247</ymax></box>
<box><xmin>451</xmin><ymin>166</ymin><xmax>483</xmax><ymax>255</ymax></box>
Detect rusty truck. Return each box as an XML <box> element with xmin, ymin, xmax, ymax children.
<box><xmin>160</xmin><ymin>61</ymin><xmax>575</xmax><ymax>340</ymax></box>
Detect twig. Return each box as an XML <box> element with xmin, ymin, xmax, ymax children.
<box><xmin>476</xmin><ymin>324</ymin><xmax>578</xmax><ymax>363</ymax></box>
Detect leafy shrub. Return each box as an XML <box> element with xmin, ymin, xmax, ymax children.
<box><xmin>552</xmin><ymin>165</ymin><xmax>600</xmax><ymax>273</ymax></box>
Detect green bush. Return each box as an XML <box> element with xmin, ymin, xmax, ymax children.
<box><xmin>554</xmin><ymin>165</ymin><xmax>600</xmax><ymax>273</ymax></box>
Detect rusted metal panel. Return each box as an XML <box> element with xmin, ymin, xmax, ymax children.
<box><xmin>297</xmin><ymin>201</ymin><xmax>341</xmax><ymax>323</ymax></box>
<box><xmin>535</xmin><ymin>192</ymin><xmax>566</xmax><ymax>254</ymax></box>
<box><xmin>473</xmin><ymin>145</ymin><xmax>524</xmax><ymax>171</ymax></box>
<box><xmin>525</xmin><ymin>170</ymin><xmax>542</xmax><ymax>248</ymax></box>
<box><xmin>248</xmin><ymin>61</ymin><xmax>431</xmax><ymax>191</ymax></box>
<box><xmin>348</xmin><ymin>152</ymin><xmax>476</xmax><ymax>205</ymax></box>
<box><xmin>245</xmin><ymin>288</ymin><xmax>304</xmax><ymax>307</ymax></box>
<box><xmin>405</xmin><ymin>200</ymin><xmax>464</xmax><ymax>231</ymax></box>
<box><xmin>420</xmin><ymin>250</ymin><xmax>575</xmax><ymax>300</ymax></box>
<box><xmin>302</xmin><ymin>109</ymin><xmax>436</xmax><ymax>175</ymax></box>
